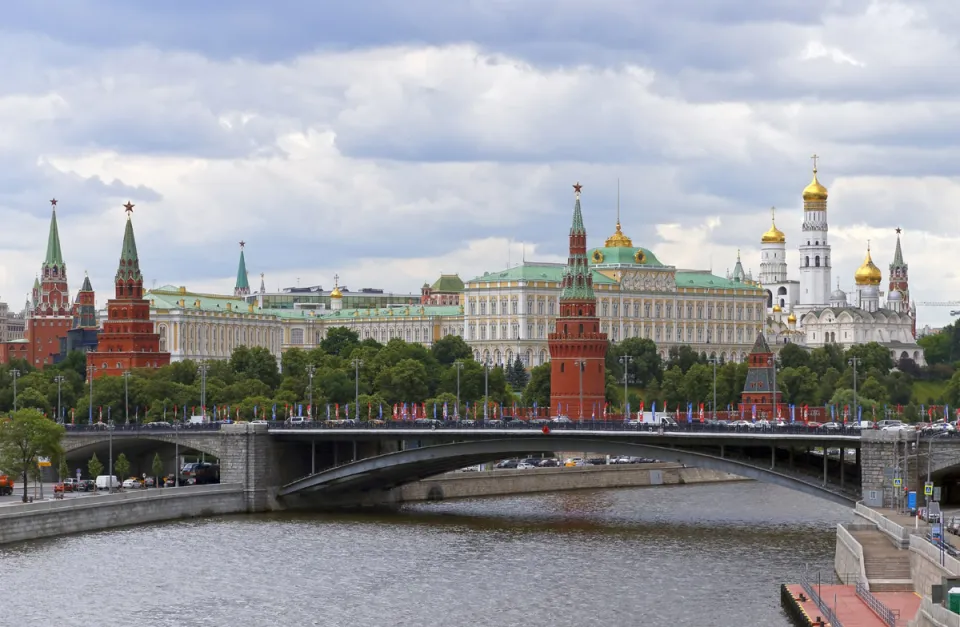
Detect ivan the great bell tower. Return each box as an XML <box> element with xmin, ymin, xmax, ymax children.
<box><xmin>547</xmin><ymin>183</ymin><xmax>608</xmax><ymax>418</ymax></box>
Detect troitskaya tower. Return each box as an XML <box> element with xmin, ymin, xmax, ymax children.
<box><xmin>798</xmin><ymin>155</ymin><xmax>832</xmax><ymax>309</ymax></box>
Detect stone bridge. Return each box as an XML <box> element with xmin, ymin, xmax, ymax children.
<box><xmin>62</xmin><ymin>429</ymin><xmax>225</xmax><ymax>459</ymax></box>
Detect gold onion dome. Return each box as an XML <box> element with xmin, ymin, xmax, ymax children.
<box><xmin>803</xmin><ymin>168</ymin><xmax>828</xmax><ymax>203</ymax></box>
<box><xmin>854</xmin><ymin>244</ymin><xmax>882</xmax><ymax>286</ymax></box>
<box><xmin>761</xmin><ymin>208</ymin><xmax>786</xmax><ymax>244</ymax></box>
<box><xmin>604</xmin><ymin>221</ymin><xmax>633</xmax><ymax>248</ymax></box>
<box><xmin>330</xmin><ymin>275</ymin><xmax>343</xmax><ymax>298</ymax></box>
<box><xmin>772</xmin><ymin>304</ymin><xmax>782</xmax><ymax>313</ymax></box>
<box><xmin>787</xmin><ymin>312</ymin><xmax>797</xmax><ymax>324</ymax></box>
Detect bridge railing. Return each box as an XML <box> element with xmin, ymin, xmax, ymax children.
<box><xmin>65</xmin><ymin>423</ymin><xmax>223</xmax><ymax>434</ymax></box>
<box><xmin>855</xmin><ymin>580</ymin><xmax>900</xmax><ymax>626</ymax></box>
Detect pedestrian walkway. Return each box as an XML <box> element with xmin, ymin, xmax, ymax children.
<box><xmin>785</xmin><ymin>584</ymin><xmax>920</xmax><ymax>626</ymax></box>
<box><xmin>851</xmin><ymin>528</ymin><xmax>914</xmax><ymax>592</ymax></box>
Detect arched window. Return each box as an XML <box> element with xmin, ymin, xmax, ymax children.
<box><xmin>815</xmin><ymin>256</ymin><xmax>820</xmax><ymax>267</ymax></box>
<box><xmin>805</xmin><ymin>256</ymin><xmax>809</xmax><ymax>267</ymax></box>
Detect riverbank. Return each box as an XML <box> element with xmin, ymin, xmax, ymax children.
<box><xmin>393</xmin><ymin>463</ymin><xmax>746</xmax><ymax>504</ymax></box>
<box><xmin>0</xmin><ymin>484</ymin><xmax>245</xmax><ymax>546</ymax></box>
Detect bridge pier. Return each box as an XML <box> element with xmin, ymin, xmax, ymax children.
<box><xmin>822</xmin><ymin>451</ymin><xmax>827</xmax><ymax>486</ymax></box>
<box><xmin>770</xmin><ymin>446</ymin><xmax>775</xmax><ymax>470</ymax></box>
<box><xmin>840</xmin><ymin>448</ymin><xmax>845</xmax><ymax>489</ymax></box>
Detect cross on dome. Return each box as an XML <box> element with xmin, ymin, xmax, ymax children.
<box><xmin>810</xmin><ymin>153</ymin><xmax>819</xmax><ymax>172</ymax></box>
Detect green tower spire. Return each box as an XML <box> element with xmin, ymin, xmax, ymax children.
<box><xmin>560</xmin><ymin>182</ymin><xmax>595</xmax><ymax>301</ymax></box>
<box><xmin>43</xmin><ymin>199</ymin><xmax>65</xmax><ymax>269</ymax></box>
<box><xmin>115</xmin><ymin>202</ymin><xmax>142</xmax><ymax>283</ymax></box>
<box><xmin>235</xmin><ymin>241</ymin><xmax>251</xmax><ymax>296</ymax></box>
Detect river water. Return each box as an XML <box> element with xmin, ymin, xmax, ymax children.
<box><xmin>2</xmin><ymin>481</ymin><xmax>850</xmax><ymax>626</ymax></box>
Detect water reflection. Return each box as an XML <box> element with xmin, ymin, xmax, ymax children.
<box><xmin>2</xmin><ymin>482</ymin><xmax>851</xmax><ymax>627</ymax></box>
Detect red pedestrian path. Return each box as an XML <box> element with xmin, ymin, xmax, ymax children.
<box><xmin>784</xmin><ymin>584</ymin><xmax>920</xmax><ymax>626</ymax></box>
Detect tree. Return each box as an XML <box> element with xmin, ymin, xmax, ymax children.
<box><xmin>430</xmin><ymin>335</ymin><xmax>472</xmax><ymax>366</ymax></box>
<box><xmin>0</xmin><ymin>409</ymin><xmax>65</xmax><ymax>502</ymax></box>
<box><xmin>88</xmin><ymin>453</ymin><xmax>104</xmax><ymax>480</ymax></box>
<box><xmin>321</xmin><ymin>327</ymin><xmax>360</xmax><ymax>357</ymax></box>
<box><xmin>778</xmin><ymin>343</ymin><xmax>810</xmax><ymax>370</ymax></box>
<box><xmin>58</xmin><ymin>455</ymin><xmax>68</xmax><ymax>482</ymax></box>
<box><xmin>505</xmin><ymin>356</ymin><xmax>529</xmax><ymax>391</ymax></box>
<box><xmin>607</xmin><ymin>338</ymin><xmax>662</xmax><ymax>387</ymax></box>
<box><xmin>522</xmin><ymin>363</ymin><xmax>550</xmax><ymax>409</ymax></box>
<box><xmin>114</xmin><ymin>453</ymin><xmax>131</xmax><ymax>480</ymax></box>
<box><xmin>667</xmin><ymin>345</ymin><xmax>702</xmax><ymax>374</ymax></box>
<box><xmin>151</xmin><ymin>453</ymin><xmax>164</xmax><ymax>485</ymax></box>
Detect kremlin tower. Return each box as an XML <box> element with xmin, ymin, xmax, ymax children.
<box><xmin>547</xmin><ymin>183</ymin><xmax>608</xmax><ymax>418</ymax></box>
<box><xmin>86</xmin><ymin>202</ymin><xmax>170</xmax><ymax>378</ymax></box>
<box><xmin>234</xmin><ymin>241</ymin><xmax>251</xmax><ymax>297</ymax></box>
<box><xmin>887</xmin><ymin>229</ymin><xmax>910</xmax><ymax>314</ymax></box>
<box><xmin>797</xmin><ymin>155</ymin><xmax>832</xmax><ymax>311</ymax></box>
<box><xmin>26</xmin><ymin>199</ymin><xmax>73</xmax><ymax>366</ymax></box>
<box><xmin>65</xmin><ymin>272</ymin><xmax>99</xmax><ymax>355</ymax></box>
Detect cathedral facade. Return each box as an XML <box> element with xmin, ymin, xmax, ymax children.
<box><xmin>759</xmin><ymin>159</ymin><xmax>924</xmax><ymax>365</ymax></box>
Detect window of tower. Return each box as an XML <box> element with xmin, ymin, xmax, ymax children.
<box><xmin>579</xmin><ymin>323</ymin><xmax>583</xmax><ymax>334</ymax></box>
<box><xmin>825</xmin><ymin>256</ymin><xmax>829</xmax><ymax>266</ymax></box>
<box><xmin>560</xmin><ymin>363</ymin><xmax>565</xmax><ymax>373</ymax></box>
<box><xmin>815</xmin><ymin>256</ymin><xmax>820</xmax><ymax>267</ymax></box>
<box><xmin>816</xmin><ymin>241</ymin><xmax>819</xmax><ymax>245</ymax></box>
<box><xmin>578</xmin><ymin>308</ymin><xmax>583</xmax><ymax>316</ymax></box>
<box><xmin>805</xmin><ymin>257</ymin><xmax>809</xmax><ymax>267</ymax></box>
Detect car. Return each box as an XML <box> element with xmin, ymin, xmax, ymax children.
<box><xmin>61</xmin><ymin>478</ymin><xmax>78</xmax><ymax>492</ymax></box>
<box><xmin>821</xmin><ymin>422</ymin><xmax>843</xmax><ymax>431</ymax></box>
<box><xmin>122</xmin><ymin>478</ymin><xmax>141</xmax><ymax>489</ymax></box>
<box><xmin>95</xmin><ymin>475</ymin><xmax>121</xmax><ymax>491</ymax></box>
<box><xmin>145</xmin><ymin>421</ymin><xmax>172</xmax><ymax>429</ymax></box>
<box><xmin>538</xmin><ymin>458</ymin><xmax>561</xmax><ymax>467</ymax></box>
<box><xmin>516</xmin><ymin>462</ymin><xmax>538</xmax><ymax>470</ymax></box>
<box><xmin>551</xmin><ymin>416</ymin><xmax>573</xmax><ymax>424</ymax></box>
<box><xmin>564</xmin><ymin>457</ymin><xmax>585</xmax><ymax>467</ymax></box>
<box><xmin>77</xmin><ymin>479</ymin><xmax>95</xmax><ymax>492</ymax></box>
<box><xmin>251</xmin><ymin>420</ymin><xmax>268</xmax><ymax>425</ymax></box>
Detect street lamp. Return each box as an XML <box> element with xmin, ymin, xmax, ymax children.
<box><xmin>619</xmin><ymin>355</ymin><xmax>633</xmax><ymax>419</ymax></box>
<box><xmin>483</xmin><ymin>357</ymin><xmax>490</xmax><ymax>421</ymax></box>
<box><xmin>122</xmin><ymin>371</ymin><xmax>132</xmax><ymax>425</ymax></box>
<box><xmin>848</xmin><ymin>357</ymin><xmax>861</xmax><ymax>424</ymax></box>
<box><xmin>350</xmin><ymin>359</ymin><xmax>363</xmax><ymax>418</ymax></box>
<box><xmin>453</xmin><ymin>360</ymin><xmax>464</xmax><ymax>419</ymax></box>
<box><xmin>10</xmin><ymin>369</ymin><xmax>20</xmax><ymax>411</ymax></box>
<box><xmin>53</xmin><ymin>375</ymin><xmax>66</xmax><ymax>423</ymax></box>
<box><xmin>574</xmin><ymin>359</ymin><xmax>586</xmax><ymax>419</ymax></box>
<box><xmin>87</xmin><ymin>364</ymin><xmax>95</xmax><ymax>424</ymax></box>
<box><xmin>108</xmin><ymin>419</ymin><xmax>115</xmax><ymax>492</ymax></box>
<box><xmin>173</xmin><ymin>420</ymin><xmax>180</xmax><ymax>487</ymax></box>
<box><xmin>198</xmin><ymin>361</ymin><xmax>210</xmax><ymax>421</ymax></box>
<box><xmin>708</xmin><ymin>357</ymin><xmax>719</xmax><ymax>421</ymax></box>
<box><xmin>306</xmin><ymin>364</ymin><xmax>316</xmax><ymax>419</ymax></box>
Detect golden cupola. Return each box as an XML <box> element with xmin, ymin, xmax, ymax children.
<box><xmin>604</xmin><ymin>221</ymin><xmax>633</xmax><ymax>248</ymax></box>
<box><xmin>787</xmin><ymin>312</ymin><xmax>797</xmax><ymax>325</ymax></box>
<box><xmin>330</xmin><ymin>274</ymin><xmax>343</xmax><ymax>298</ymax></box>
<box><xmin>802</xmin><ymin>156</ymin><xmax>828</xmax><ymax>205</ymax></box>
<box><xmin>854</xmin><ymin>244</ymin><xmax>882</xmax><ymax>286</ymax></box>
<box><xmin>761</xmin><ymin>207</ymin><xmax>786</xmax><ymax>244</ymax></box>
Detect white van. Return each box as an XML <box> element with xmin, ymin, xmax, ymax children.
<box><xmin>95</xmin><ymin>475</ymin><xmax>120</xmax><ymax>491</ymax></box>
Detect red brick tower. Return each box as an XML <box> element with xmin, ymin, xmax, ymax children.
<box><xmin>740</xmin><ymin>332</ymin><xmax>782</xmax><ymax>418</ymax></box>
<box><xmin>548</xmin><ymin>183</ymin><xmax>608</xmax><ymax>418</ymax></box>
<box><xmin>87</xmin><ymin>202</ymin><xmax>170</xmax><ymax>378</ymax></box>
<box><xmin>27</xmin><ymin>199</ymin><xmax>73</xmax><ymax>367</ymax></box>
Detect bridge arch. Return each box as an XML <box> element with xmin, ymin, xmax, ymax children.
<box><xmin>62</xmin><ymin>432</ymin><xmax>224</xmax><ymax>461</ymax></box>
<box><xmin>279</xmin><ymin>438</ymin><xmax>856</xmax><ymax>506</ymax></box>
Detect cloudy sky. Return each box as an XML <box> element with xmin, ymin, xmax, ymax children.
<box><xmin>1</xmin><ymin>1</ymin><xmax>957</xmax><ymax>325</ymax></box>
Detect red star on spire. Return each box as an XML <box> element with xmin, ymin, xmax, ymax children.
<box><xmin>573</xmin><ymin>182</ymin><xmax>582</xmax><ymax>194</ymax></box>
<box><xmin>895</xmin><ymin>227</ymin><xmax>902</xmax><ymax>235</ymax></box>
<box><xmin>123</xmin><ymin>201</ymin><xmax>135</xmax><ymax>214</ymax></box>
<box><xmin>49</xmin><ymin>198</ymin><xmax>58</xmax><ymax>207</ymax></box>
<box><xmin>239</xmin><ymin>241</ymin><xmax>246</xmax><ymax>249</ymax></box>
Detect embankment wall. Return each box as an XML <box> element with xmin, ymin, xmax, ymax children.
<box><xmin>394</xmin><ymin>463</ymin><xmax>745</xmax><ymax>503</ymax></box>
<box><xmin>0</xmin><ymin>484</ymin><xmax>245</xmax><ymax>546</ymax></box>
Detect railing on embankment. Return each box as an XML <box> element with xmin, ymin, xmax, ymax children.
<box><xmin>800</xmin><ymin>570</ymin><xmax>846</xmax><ymax>627</ymax></box>
<box><xmin>0</xmin><ymin>484</ymin><xmax>244</xmax><ymax>545</ymax></box>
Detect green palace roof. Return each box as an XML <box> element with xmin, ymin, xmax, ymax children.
<box><xmin>588</xmin><ymin>245</ymin><xmax>664</xmax><ymax>267</ymax></box>
<box><xmin>147</xmin><ymin>286</ymin><xmax>256</xmax><ymax>314</ymax></box>
<box><xmin>468</xmin><ymin>262</ymin><xmax>617</xmax><ymax>285</ymax></box>
<box><xmin>273</xmin><ymin>304</ymin><xmax>463</xmax><ymax>320</ymax></box>
<box><xmin>430</xmin><ymin>274</ymin><xmax>465</xmax><ymax>292</ymax></box>
<box><xmin>674</xmin><ymin>271</ymin><xmax>762</xmax><ymax>290</ymax></box>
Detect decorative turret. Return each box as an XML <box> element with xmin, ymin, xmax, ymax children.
<box><xmin>732</xmin><ymin>250</ymin><xmax>746</xmax><ymax>283</ymax></box>
<box><xmin>560</xmin><ymin>182</ymin><xmax>596</xmax><ymax>305</ymax></box>
<box><xmin>234</xmin><ymin>241</ymin><xmax>251</xmax><ymax>297</ymax></box>
<box><xmin>798</xmin><ymin>154</ymin><xmax>832</xmax><ymax>307</ymax></box>
<box><xmin>761</xmin><ymin>207</ymin><xmax>786</xmax><ymax>244</ymax></box>
<box><xmin>604</xmin><ymin>183</ymin><xmax>633</xmax><ymax>248</ymax></box>
<box><xmin>888</xmin><ymin>228</ymin><xmax>909</xmax><ymax>314</ymax></box>
<box><xmin>35</xmin><ymin>198</ymin><xmax>70</xmax><ymax>316</ymax></box>
<box><xmin>330</xmin><ymin>274</ymin><xmax>343</xmax><ymax>311</ymax></box>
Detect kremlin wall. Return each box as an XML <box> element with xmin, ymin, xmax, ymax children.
<box><xmin>0</xmin><ymin>161</ymin><xmax>925</xmax><ymax>388</ymax></box>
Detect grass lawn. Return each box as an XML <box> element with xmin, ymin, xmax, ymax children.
<box><xmin>912</xmin><ymin>379</ymin><xmax>948</xmax><ymax>404</ymax></box>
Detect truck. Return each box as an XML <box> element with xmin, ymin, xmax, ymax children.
<box><xmin>0</xmin><ymin>474</ymin><xmax>14</xmax><ymax>496</ymax></box>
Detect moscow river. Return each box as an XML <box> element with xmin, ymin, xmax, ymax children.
<box><xmin>2</xmin><ymin>481</ymin><xmax>850</xmax><ymax>626</ymax></box>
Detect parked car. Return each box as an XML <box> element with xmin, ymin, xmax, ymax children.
<box><xmin>181</xmin><ymin>462</ymin><xmax>220</xmax><ymax>485</ymax></box>
<box><xmin>495</xmin><ymin>459</ymin><xmax>519</xmax><ymax>469</ymax></box>
<box><xmin>516</xmin><ymin>462</ymin><xmax>538</xmax><ymax>470</ymax></box>
<box><xmin>122</xmin><ymin>477</ymin><xmax>141</xmax><ymax>489</ymax></box>
<box><xmin>95</xmin><ymin>475</ymin><xmax>120</xmax><ymax>491</ymax></box>
<box><xmin>78</xmin><ymin>479</ymin><xmax>95</xmax><ymax>492</ymax></box>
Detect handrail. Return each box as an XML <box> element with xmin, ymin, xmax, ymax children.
<box><xmin>855</xmin><ymin>580</ymin><xmax>900</xmax><ymax>626</ymax></box>
<box><xmin>800</xmin><ymin>572</ymin><xmax>845</xmax><ymax>627</ymax></box>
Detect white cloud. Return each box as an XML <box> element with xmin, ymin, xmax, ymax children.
<box><xmin>800</xmin><ymin>41</ymin><xmax>866</xmax><ymax>67</ymax></box>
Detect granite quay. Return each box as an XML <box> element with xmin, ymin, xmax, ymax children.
<box><xmin>0</xmin><ymin>484</ymin><xmax>244</xmax><ymax>546</ymax></box>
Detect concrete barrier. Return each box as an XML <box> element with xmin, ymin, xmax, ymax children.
<box><xmin>394</xmin><ymin>463</ymin><xmax>745</xmax><ymax>504</ymax></box>
<box><xmin>0</xmin><ymin>484</ymin><xmax>245</xmax><ymax>546</ymax></box>
<box><xmin>915</xmin><ymin>596</ymin><xmax>960</xmax><ymax>627</ymax></box>
<box><xmin>855</xmin><ymin>503</ymin><xmax>912</xmax><ymax>548</ymax></box>
<box><xmin>835</xmin><ymin>523</ymin><xmax>867</xmax><ymax>585</ymax></box>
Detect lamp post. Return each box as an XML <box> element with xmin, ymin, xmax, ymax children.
<box><xmin>108</xmin><ymin>419</ymin><xmax>115</xmax><ymax>492</ymax></box>
<box><xmin>87</xmin><ymin>364</ymin><xmax>95</xmax><ymax>424</ymax></box>
<box><xmin>54</xmin><ymin>375</ymin><xmax>66</xmax><ymax>423</ymax></box>
<box><xmin>351</xmin><ymin>359</ymin><xmax>363</xmax><ymax>419</ymax></box>
<box><xmin>173</xmin><ymin>420</ymin><xmax>180</xmax><ymax>487</ymax></box>
<box><xmin>11</xmin><ymin>369</ymin><xmax>20</xmax><ymax>411</ymax></box>
<box><xmin>483</xmin><ymin>358</ymin><xmax>490</xmax><ymax>420</ymax></box>
<box><xmin>708</xmin><ymin>357</ymin><xmax>719</xmax><ymax>421</ymax></box>
<box><xmin>574</xmin><ymin>359</ymin><xmax>586</xmax><ymax>420</ymax></box>
<box><xmin>619</xmin><ymin>355</ymin><xmax>633</xmax><ymax>419</ymax></box>
<box><xmin>122</xmin><ymin>371</ymin><xmax>132</xmax><ymax>425</ymax></box>
<box><xmin>848</xmin><ymin>356</ymin><xmax>861</xmax><ymax>424</ymax></box>
<box><xmin>198</xmin><ymin>361</ymin><xmax>210</xmax><ymax>421</ymax></box>
<box><xmin>306</xmin><ymin>364</ymin><xmax>316</xmax><ymax>419</ymax></box>
<box><xmin>453</xmin><ymin>360</ymin><xmax>464</xmax><ymax>419</ymax></box>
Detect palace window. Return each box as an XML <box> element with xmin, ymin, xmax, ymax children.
<box><xmin>501</xmin><ymin>323</ymin><xmax>508</xmax><ymax>338</ymax></box>
<box><xmin>527</xmin><ymin>297</ymin><xmax>533</xmax><ymax>312</ymax></box>
<box><xmin>697</xmin><ymin>328</ymin><xmax>703</xmax><ymax>343</ymax></box>
<box><xmin>633</xmin><ymin>303</ymin><xmax>639</xmax><ymax>318</ymax></box>
<box><xmin>291</xmin><ymin>328</ymin><xmax>304</xmax><ymax>345</ymax></box>
<box><xmin>480</xmin><ymin>301</ymin><xmax>486</xmax><ymax>315</ymax></box>
<box><xmin>643</xmin><ymin>303</ymin><xmax>650</xmax><ymax>318</ymax></box>
<box><xmin>677</xmin><ymin>328</ymin><xmax>682</xmax><ymax>341</ymax></box>
<box><xmin>526</xmin><ymin>323</ymin><xmax>533</xmax><ymax>337</ymax></box>
<box><xmin>548</xmin><ymin>301</ymin><xmax>555</xmax><ymax>315</ymax></box>
<box><xmin>537</xmin><ymin>323</ymin><xmax>544</xmax><ymax>338</ymax></box>
<box><xmin>656</xmin><ymin>304</ymin><xmax>662</xmax><ymax>318</ymax></box>
<box><xmin>686</xmin><ymin>304</ymin><xmax>693</xmax><ymax>318</ymax></box>
<box><xmin>686</xmin><ymin>328</ymin><xmax>693</xmax><ymax>342</ymax></box>
<box><xmin>538</xmin><ymin>300</ymin><xmax>545</xmax><ymax>315</ymax></box>
<box><xmin>736</xmin><ymin>306</ymin><xmax>743</xmax><ymax>320</ymax></box>
<box><xmin>512</xmin><ymin>323</ymin><xmax>520</xmax><ymax>338</ymax></box>
<box><xmin>490</xmin><ymin>300</ymin><xmax>497</xmax><ymax>315</ymax></box>
<box><xmin>707</xmin><ymin>305</ymin><xmax>713</xmax><ymax>320</ymax></box>
<box><xmin>470</xmin><ymin>301</ymin><xmax>476</xmax><ymax>315</ymax></box>
<box><xmin>655</xmin><ymin>326</ymin><xmax>661</xmax><ymax>340</ymax></box>
<box><xmin>697</xmin><ymin>305</ymin><xmax>703</xmax><ymax>319</ymax></box>
<box><xmin>737</xmin><ymin>328</ymin><xmax>743</xmax><ymax>342</ymax></box>
<box><xmin>612</xmin><ymin>302</ymin><xmax>619</xmax><ymax>317</ymax></box>
<box><xmin>512</xmin><ymin>300</ymin><xmax>518</xmax><ymax>314</ymax></box>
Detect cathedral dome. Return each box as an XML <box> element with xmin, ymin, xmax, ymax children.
<box><xmin>803</xmin><ymin>170</ymin><xmax>828</xmax><ymax>203</ymax></box>
<box><xmin>831</xmin><ymin>286</ymin><xmax>847</xmax><ymax>301</ymax></box>
<box><xmin>888</xmin><ymin>290</ymin><xmax>902</xmax><ymax>302</ymax></box>
<box><xmin>761</xmin><ymin>221</ymin><xmax>785</xmax><ymax>244</ymax></box>
<box><xmin>772</xmin><ymin>304</ymin><xmax>782</xmax><ymax>313</ymax></box>
<box><xmin>787</xmin><ymin>312</ymin><xmax>797</xmax><ymax>324</ymax></box>
<box><xmin>604</xmin><ymin>222</ymin><xmax>633</xmax><ymax>248</ymax></box>
<box><xmin>854</xmin><ymin>246</ymin><xmax>882</xmax><ymax>286</ymax></box>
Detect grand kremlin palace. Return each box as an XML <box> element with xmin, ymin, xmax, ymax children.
<box><xmin>142</xmin><ymin>213</ymin><xmax>766</xmax><ymax>366</ymax></box>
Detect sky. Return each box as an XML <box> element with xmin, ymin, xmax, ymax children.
<box><xmin>1</xmin><ymin>0</ymin><xmax>958</xmax><ymax>326</ymax></box>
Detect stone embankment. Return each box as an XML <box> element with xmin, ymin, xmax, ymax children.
<box><xmin>394</xmin><ymin>463</ymin><xmax>745</xmax><ymax>503</ymax></box>
<box><xmin>0</xmin><ymin>484</ymin><xmax>245</xmax><ymax>546</ymax></box>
